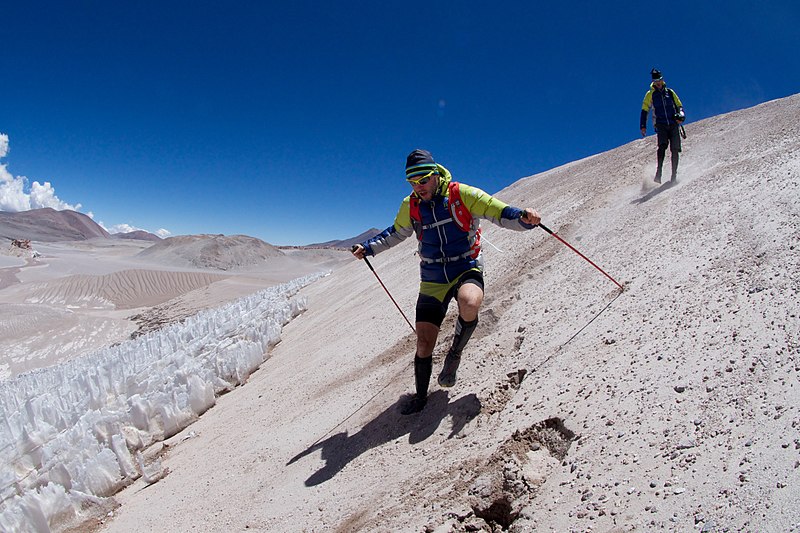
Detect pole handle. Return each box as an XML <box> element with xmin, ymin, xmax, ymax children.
<box><xmin>352</xmin><ymin>245</ymin><xmax>375</xmax><ymax>272</ymax></box>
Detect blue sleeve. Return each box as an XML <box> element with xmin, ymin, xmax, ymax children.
<box><xmin>501</xmin><ymin>206</ymin><xmax>536</xmax><ymax>230</ymax></box>
<box><xmin>360</xmin><ymin>225</ymin><xmax>395</xmax><ymax>256</ymax></box>
<box><xmin>359</xmin><ymin>199</ymin><xmax>415</xmax><ymax>256</ymax></box>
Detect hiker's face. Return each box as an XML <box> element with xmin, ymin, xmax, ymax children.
<box><xmin>410</xmin><ymin>174</ymin><xmax>439</xmax><ymax>200</ymax></box>
<box><xmin>653</xmin><ymin>79</ymin><xmax>665</xmax><ymax>89</ymax></box>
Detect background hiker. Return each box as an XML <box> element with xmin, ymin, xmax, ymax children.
<box><xmin>352</xmin><ymin>149</ymin><xmax>541</xmax><ymax>415</ymax></box>
<box><xmin>640</xmin><ymin>68</ymin><xmax>686</xmax><ymax>183</ymax></box>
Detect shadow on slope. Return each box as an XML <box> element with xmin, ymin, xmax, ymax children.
<box><xmin>287</xmin><ymin>391</ymin><xmax>481</xmax><ymax>486</ymax></box>
<box><xmin>630</xmin><ymin>180</ymin><xmax>677</xmax><ymax>204</ymax></box>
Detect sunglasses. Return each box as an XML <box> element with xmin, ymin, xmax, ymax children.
<box><xmin>407</xmin><ymin>169</ymin><xmax>438</xmax><ymax>186</ymax></box>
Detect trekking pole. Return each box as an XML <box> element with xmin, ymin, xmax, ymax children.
<box><xmin>353</xmin><ymin>247</ymin><xmax>416</xmax><ymax>333</ymax></box>
<box><xmin>539</xmin><ymin>224</ymin><xmax>624</xmax><ymax>290</ymax></box>
<box><xmin>680</xmin><ymin>124</ymin><xmax>687</xmax><ymax>139</ymax></box>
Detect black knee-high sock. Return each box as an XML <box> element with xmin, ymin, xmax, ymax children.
<box><xmin>450</xmin><ymin>316</ymin><xmax>478</xmax><ymax>357</ymax></box>
<box><xmin>414</xmin><ymin>355</ymin><xmax>432</xmax><ymax>399</ymax></box>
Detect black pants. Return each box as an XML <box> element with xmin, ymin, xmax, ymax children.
<box><xmin>655</xmin><ymin>123</ymin><xmax>682</xmax><ymax>178</ymax></box>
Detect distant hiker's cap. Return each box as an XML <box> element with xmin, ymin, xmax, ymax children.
<box><xmin>405</xmin><ymin>149</ymin><xmax>438</xmax><ymax>179</ymax></box>
<box><xmin>651</xmin><ymin>68</ymin><xmax>663</xmax><ymax>81</ymax></box>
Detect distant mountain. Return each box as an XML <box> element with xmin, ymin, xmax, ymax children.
<box><xmin>0</xmin><ymin>208</ymin><xmax>110</xmax><ymax>242</ymax></box>
<box><xmin>111</xmin><ymin>230</ymin><xmax>163</xmax><ymax>242</ymax></box>
<box><xmin>302</xmin><ymin>228</ymin><xmax>382</xmax><ymax>250</ymax></box>
<box><xmin>136</xmin><ymin>234</ymin><xmax>285</xmax><ymax>271</ymax></box>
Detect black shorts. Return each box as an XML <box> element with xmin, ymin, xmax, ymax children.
<box><xmin>415</xmin><ymin>269</ymin><xmax>485</xmax><ymax>327</ymax></box>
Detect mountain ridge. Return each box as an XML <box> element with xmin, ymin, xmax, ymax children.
<box><xmin>0</xmin><ymin>207</ymin><xmax>110</xmax><ymax>242</ymax></box>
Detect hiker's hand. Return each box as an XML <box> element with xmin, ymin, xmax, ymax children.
<box><xmin>641</xmin><ymin>127</ymin><xmax>647</xmax><ymax>137</ymax></box>
<box><xmin>351</xmin><ymin>244</ymin><xmax>366</xmax><ymax>260</ymax></box>
<box><xmin>521</xmin><ymin>209</ymin><xmax>541</xmax><ymax>226</ymax></box>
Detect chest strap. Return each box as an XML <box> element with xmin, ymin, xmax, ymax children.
<box><xmin>421</xmin><ymin>217</ymin><xmax>454</xmax><ymax>231</ymax></box>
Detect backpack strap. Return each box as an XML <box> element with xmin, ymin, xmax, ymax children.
<box><xmin>408</xmin><ymin>182</ymin><xmax>475</xmax><ymax>242</ymax></box>
<box><xmin>408</xmin><ymin>195</ymin><xmax>422</xmax><ymax>240</ymax></box>
<box><xmin>448</xmin><ymin>182</ymin><xmax>481</xmax><ymax>259</ymax></box>
<box><xmin>667</xmin><ymin>88</ymin><xmax>681</xmax><ymax>109</ymax></box>
<box><xmin>447</xmin><ymin>182</ymin><xmax>473</xmax><ymax>232</ymax></box>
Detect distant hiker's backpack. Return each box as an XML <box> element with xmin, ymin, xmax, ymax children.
<box><xmin>650</xmin><ymin>87</ymin><xmax>682</xmax><ymax>121</ymax></box>
<box><xmin>667</xmin><ymin>88</ymin><xmax>683</xmax><ymax>111</ymax></box>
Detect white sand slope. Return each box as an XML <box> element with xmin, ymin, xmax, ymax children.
<box><xmin>136</xmin><ymin>234</ymin><xmax>285</xmax><ymax>271</ymax></box>
<box><xmin>0</xmin><ymin>237</ymin><xmax>350</xmax><ymax>380</ymax></box>
<box><xmin>19</xmin><ymin>269</ymin><xmax>228</xmax><ymax>310</ymax></box>
<box><xmin>11</xmin><ymin>94</ymin><xmax>800</xmax><ymax>532</ymax></box>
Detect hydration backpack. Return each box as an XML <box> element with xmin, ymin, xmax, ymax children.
<box><xmin>408</xmin><ymin>181</ymin><xmax>473</xmax><ymax>234</ymax></box>
<box><xmin>408</xmin><ymin>181</ymin><xmax>481</xmax><ymax>260</ymax></box>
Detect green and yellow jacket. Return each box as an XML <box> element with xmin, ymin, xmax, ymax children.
<box><xmin>361</xmin><ymin>165</ymin><xmax>534</xmax><ymax>284</ymax></box>
<box><xmin>640</xmin><ymin>83</ymin><xmax>684</xmax><ymax>130</ymax></box>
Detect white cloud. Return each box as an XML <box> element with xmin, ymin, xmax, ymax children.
<box><xmin>0</xmin><ymin>167</ymin><xmax>30</xmax><ymax>212</ymax></box>
<box><xmin>99</xmin><ymin>221</ymin><xmax>172</xmax><ymax>237</ymax></box>
<box><xmin>29</xmin><ymin>181</ymin><xmax>81</xmax><ymax>211</ymax></box>
<box><xmin>0</xmin><ymin>134</ymin><xmax>80</xmax><ymax>212</ymax></box>
<box><xmin>1</xmin><ymin>133</ymin><xmax>172</xmax><ymax>238</ymax></box>
<box><xmin>108</xmin><ymin>223</ymin><xmax>142</xmax><ymax>234</ymax></box>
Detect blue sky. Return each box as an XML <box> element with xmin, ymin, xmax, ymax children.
<box><xmin>1</xmin><ymin>1</ymin><xmax>798</xmax><ymax>245</ymax></box>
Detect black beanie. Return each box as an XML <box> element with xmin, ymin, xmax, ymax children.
<box><xmin>405</xmin><ymin>149</ymin><xmax>438</xmax><ymax>179</ymax></box>
<box><xmin>406</xmin><ymin>149</ymin><xmax>435</xmax><ymax>168</ymax></box>
<box><xmin>651</xmin><ymin>68</ymin><xmax>663</xmax><ymax>80</ymax></box>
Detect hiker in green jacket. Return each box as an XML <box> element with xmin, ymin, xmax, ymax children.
<box><xmin>352</xmin><ymin>149</ymin><xmax>541</xmax><ymax>414</ymax></box>
<box><xmin>640</xmin><ymin>68</ymin><xmax>686</xmax><ymax>183</ymax></box>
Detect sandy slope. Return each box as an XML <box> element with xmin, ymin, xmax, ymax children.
<box><xmin>0</xmin><ymin>239</ymin><xmax>350</xmax><ymax>379</ymax></box>
<box><xmin>52</xmin><ymin>95</ymin><xmax>800</xmax><ymax>532</ymax></box>
<box><xmin>135</xmin><ymin>234</ymin><xmax>285</xmax><ymax>271</ymax></box>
